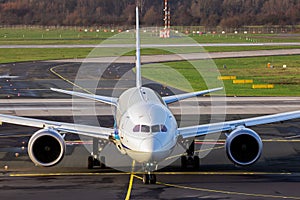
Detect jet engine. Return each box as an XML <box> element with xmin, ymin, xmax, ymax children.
<box><xmin>28</xmin><ymin>129</ymin><xmax>66</xmax><ymax>167</ymax></box>
<box><xmin>225</xmin><ymin>127</ymin><xmax>263</xmax><ymax>166</ymax></box>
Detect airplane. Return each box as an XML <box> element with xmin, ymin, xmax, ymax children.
<box><xmin>0</xmin><ymin>7</ymin><xmax>300</xmax><ymax>184</ymax></box>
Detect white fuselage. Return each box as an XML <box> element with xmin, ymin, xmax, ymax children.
<box><xmin>115</xmin><ymin>87</ymin><xmax>178</xmax><ymax>163</ymax></box>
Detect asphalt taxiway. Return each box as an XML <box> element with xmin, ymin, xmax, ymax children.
<box><xmin>1</xmin><ymin>117</ymin><xmax>300</xmax><ymax>200</ymax></box>
<box><xmin>0</xmin><ymin>97</ymin><xmax>299</xmax><ymax>116</ymax></box>
<box><xmin>0</xmin><ymin>59</ymin><xmax>300</xmax><ymax>199</ymax></box>
<box><xmin>52</xmin><ymin>49</ymin><xmax>300</xmax><ymax>63</ymax></box>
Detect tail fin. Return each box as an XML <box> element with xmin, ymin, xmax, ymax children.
<box><xmin>135</xmin><ymin>6</ymin><xmax>142</xmax><ymax>88</ymax></box>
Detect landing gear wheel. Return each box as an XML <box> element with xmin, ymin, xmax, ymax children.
<box><xmin>88</xmin><ymin>156</ymin><xmax>104</xmax><ymax>169</ymax></box>
<box><xmin>99</xmin><ymin>156</ymin><xmax>106</xmax><ymax>169</ymax></box>
<box><xmin>143</xmin><ymin>174</ymin><xmax>149</xmax><ymax>184</ymax></box>
<box><xmin>181</xmin><ymin>155</ymin><xmax>200</xmax><ymax>170</ymax></box>
<box><xmin>88</xmin><ymin>156</ymin><xmax>94</xmax><ymax>169</ymax></box>
<box><xmin>149</xmin><ymin>174</ymin><xmax>156</xmax><ymax>184</ymax></box>
<box><xmin>143</xmin><ymin>174</ymin><xmax>156</xmax><ymax>184</ymax></box>
<box><xmin>193</xmin><ymin>156</ymin><xmax>200</xmax><ymax>170</ymax></box>
<box><xmin>181</xmin><ymin>155</ymin><xmax>187</xmax><ymax>169</ymax></box>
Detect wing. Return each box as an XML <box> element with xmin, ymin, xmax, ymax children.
<box><xmin>0</xmin><ymin>114</ymin><xmax>114</xmax><ymax>140</ymax></box>
<box><xmin>162</xmin><ymin>87</ymin><xmax>223</xmax><ymax>104</ymax></box>
<box><xmin>178</xmin><ymin>110</ymin><xmax>300</xmax><ymax>139</ymax></box>
<box><xmin>51</xmin><ymin>88</ymin><xmax>118</xmax><ymax>106</ymax></box>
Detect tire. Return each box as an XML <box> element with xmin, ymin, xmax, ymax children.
<box><xmin>193</xmin><ymin>156</ymin><xmax>200</xmax><ymax>170</ymax></box>
<box><xmin>149</xmin><ymin>174</ymin><xmax>156</xmax><ymax>184</ymax></box>
<box><xmin>99</xmin><ymin>156</ymin><xmax>106</xmax><ymax>169</ymax></box>
<box><xmin>88</xmin><ymin>156</ymin><xmax>94</xmax><ymax>169</ymax></box>
<box><xmin>181</xmin><ymin>155</ymin><xmax>187</xmax><ymax>169</ymax></box>
<box><xmin>143</xmin><ymin>174</ymin><xmax>149</xmax><ymax>184</ymax></box>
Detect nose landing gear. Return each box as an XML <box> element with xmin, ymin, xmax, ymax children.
<box><xmin>143</xmin><ymin>173</ymin><xmax>156</xmax><ymax>184</ymax></box>
<box><xmin>142</xmin><ymin>162</ymin><xmax>157</xmax><ymax>184</ymax></box>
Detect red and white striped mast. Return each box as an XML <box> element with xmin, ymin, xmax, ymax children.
<box><xmin>163</xmin><ymin>0</ymin><xmax>170</xmax><ymax>38</ymax></box>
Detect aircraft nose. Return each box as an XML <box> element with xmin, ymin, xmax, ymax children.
<box><xmin>140</xmin><ymin>137</ymin><xmax>162</xmax><ymax>152</ymax></box>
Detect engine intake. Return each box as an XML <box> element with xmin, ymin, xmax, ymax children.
<box><xmin>225</xmin><ymin>127</ymin><xmax>262</xmax><ymax>166</ymax></box>
<box><xmin>28</xmin><ymin>129</ymin><xmax>65</xmax><ymax>167</ymax></box>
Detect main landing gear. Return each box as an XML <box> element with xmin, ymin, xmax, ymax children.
<box><xmin>88</xmin><ymin>155</ymin><xmax>106</xmax><ymax>169</ymax></box>
<box><xmin>181</xmin><ymin>140</ymin><xmax>200</xmax><ymax>170</ymax></box>
<box><xmin>88</xmin><ymin>138</ymin><xmax>106</xmax><ymax>169</ymax></box>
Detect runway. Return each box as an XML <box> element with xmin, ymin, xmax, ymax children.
<box><xmin>51</xmin><ymin>49</ymin><xmax>300</xmax><ymax>63</ymax></box>
<box><xmin>0</xmin><ymin>59</ymin><xmax>300</xmax><ymax>199</ymax></box>
<box><xmin>0</xmin><ymin>97</ymin><xmax>300</xmax><ymax>116</ymax></box>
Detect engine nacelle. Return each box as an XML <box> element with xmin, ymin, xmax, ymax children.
<box><xmin>225</xmin><ymin>127</ymin><xmax>263</xmax><ymax>166</ymax></box>
<box><xmin>28</xmin><ymin>129</ymin><xmax>66</xmax><ymax>167</ymax></box>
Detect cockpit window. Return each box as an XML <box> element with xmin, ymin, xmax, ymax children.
<box><xmin>151</xmin><ymin>125</ymin><xmax>160</xmax><ymax>133</ymax></box>
<box><xmin>161</xmin><ymin>125</ymin><xmax>168</xmax><ymax>132</ymax></box>
<box><xmin>133</xmin><ymin>124</ymin><xmax>168</xmax><ymax>133</ymax></box>
<box><xmin>141</xmin><ymin>125</ymin><xmax>150</xmax><ymax>132</ymax></box>
<box><xmin>133</xmin><ymin>125</ymin><xmax>140</xmax><ymax>132</ymax></box>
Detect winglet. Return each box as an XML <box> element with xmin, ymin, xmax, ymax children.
<box><xmin>135</xmin><ymin>6</ymin><xmax>142</xmax><ymax>88</ymax></box>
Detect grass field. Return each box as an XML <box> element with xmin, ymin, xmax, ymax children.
<box><xmin>0</xmin><ymin>27</ymin><xmax>299</xmax><ymax>96</ymax></box>
<box><xmin>1</xmin><ymin>27</ymin><xmax>300</xmax><ymax>45</ymax></box>
<box><xmin>190</xmin><ymin>33</ymin><xmax>300</xmax><ymax>43</ymax></box>
<box><xmin>142</xmin><ymin>55</ymin><xmax>300</xmax><ymax>96</ymax></box>
<box><xmin>0</xmin><ymin>28</ymin><xmax>116</xmax><ymax>45</ymax></box>
<box><xmin>2</xmin><ymin>46</ymin><xmax>300</xmax><ymax>64</ymax></box>
<box><xmin>0</xmin><ymin>48</ymin><xmax>93</xmax><ymax>63</ymax></box>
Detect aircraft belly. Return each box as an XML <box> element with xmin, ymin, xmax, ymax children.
<box><xmin>125</xmin><ymin>147</ymin><xmax>174</xmax><ymax>163</ymax></box>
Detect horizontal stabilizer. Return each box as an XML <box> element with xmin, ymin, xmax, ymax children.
<box><xmin>51</xmin><ymin>88</ymin><xmax>118</xmax><ymax>106</ymax></box>
<box><xmin>163</xmin><ymin>87</ymin><xmax>223</xmax><ymax>104</ymax></box>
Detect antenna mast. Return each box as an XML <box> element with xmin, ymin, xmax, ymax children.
<box><xmin>162</xmin><ymin>0</ymin><xmax>170</xmax><ymax>38</ymax></box>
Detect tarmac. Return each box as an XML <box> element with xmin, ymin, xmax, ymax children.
<box><xmin>0</xmin><ymin>55</ymin><xmax>300</xmax><ymax>199</ymax></box>
<box><xmin>1</xmin><ymin>116</ymin><xmax>300</xmax><ymax>200</ymax></box>
<box><xmin>52</xmin><ymin>49</ymin><xmax>300</xmax><ymax>63</ymax></box>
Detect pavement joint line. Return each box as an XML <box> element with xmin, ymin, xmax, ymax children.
<box><xmin>8</xmin><ymin>172</ymin><xmax>131</xmax><ymax>177</ymax></box>
<box><xmin>7</xmin><ymin>171</ymin><xmax>294</xmax><ymax>177</ymax></box>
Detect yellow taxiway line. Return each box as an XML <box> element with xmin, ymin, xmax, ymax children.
<box><xmin>158</xmin><ymin>181</ymin><xmax>300</xmax><ymax>200</ymax></box>
<box><xmin>8</xmin><ymin>172</ymin><xmax>298</xmax><ymax>199</ymax></box>
<box><xmin>50</xmin><ymin>65</ymin><xmax>93</xmax><ymax>94</ymax></box>
<box><xmin>133</xmin><ymin>174</ymin><xmax>300</xmax><ymax>200</ymax></box>
<box><xmin>125</xmin><ymin>160</ymin><xmax>136</xmax><ymax>200</ymax></box>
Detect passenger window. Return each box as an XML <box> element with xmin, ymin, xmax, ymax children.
<box><xmin>151</xmin><ymin>125</ymin><xmax>160</xmax><ymax>133</ymax></box>
<box><xmin>133</xmin><ymin>125</ymin><xmax>140</xmax><ymax>132</ymax></box>
<box><xmin>141</xmin><ymin>125</ymin><xmax>150</xmax><ymax>132</ymax></box>
<box><xmin>161</xmin><ymin>125</ymin><xmax>167</xmax><ymax>132</ymax></box>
